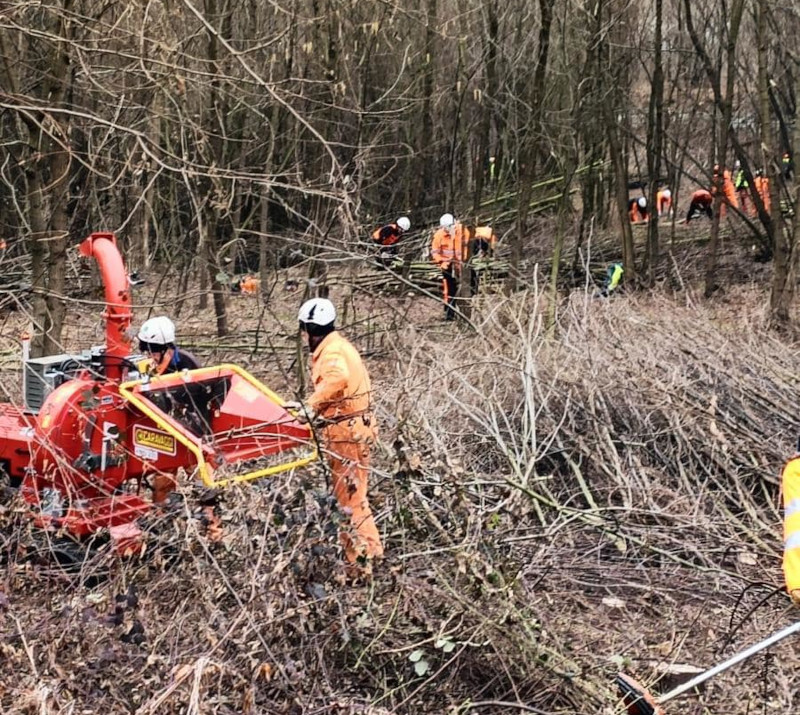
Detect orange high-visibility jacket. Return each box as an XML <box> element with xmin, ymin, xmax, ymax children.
<box><xmin>372</xmin><ymin>223</ymin><xmax>402</xmax><ymax>246</ymax></box>
<box><xmin>723</xmin><ymin>170</ymin><xmax>738</xmax><ymax>208</ymax></box>
<box><xmin>691</xmin><ymin>189</ymin><xmax>713</xmax><ymax>205</ymax></box>
<box><xmin>754</xmin><ymin>176</ymin><xmax>771</xmax><ymax>214</ymax></box>
<box><xmin>784</xmin><ymin>457</ymin><xmax>800</xmax><ymax>595</ymax></box>
<box><xmin>240</xmin><ymin>275</ymin><xmax>259</xmax><ymax>294</ymax></box>
<box><xmin>712</xmin><ymin>170</ymin><xmax>738</xmax><ymax>213</ymax></box>
<box><xmin>473</xmin><ymin>225</ymin><xmax>496</xmax><ymax>253</ymax></box>
<box><xmin>431</xmin><ymin>224</ymin><xmax>466</xmax><ymax>270</ymax></box>
<box><xmin>628</xmin><ymin>199</ymin><xmax>647</xmax><ymax>223</ymax></box>
<box><xmin>307</xmin><ymin>331</ymin><xmax>374</xmax><ymax>427</ymax></box>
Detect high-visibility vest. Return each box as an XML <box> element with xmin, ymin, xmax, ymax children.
<box><xmin>606</xmin><ymin>263</ymin><xmax>624</xmax><ymax>292</ymax></box>
<box><xmin>783</xmin><ymin>457</ymin><xmax>800</xmax><ymax>595</ymax></box>
<box><xmin>431</xmin><ymin>224</ymin><xmax>465</xmax><ymax>268</ymax></box>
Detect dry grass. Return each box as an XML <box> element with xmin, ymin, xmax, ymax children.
<box><xmin>1</xmin><ymin>262</ymin><xmax>800</xmax><ymax>714</ymax></box>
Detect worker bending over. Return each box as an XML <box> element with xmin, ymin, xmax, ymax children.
<box><xmin>656</xmin><ymin>188</ymin><xmax>672</xmax><ymax>217</ymax></box>
<box><xmin>686</xmin><ymin>189</ymin><xmax>713</xmax><ymax>223</ymax></box>
<box><xmin>599</xmin><ymin>262</ymin><xmax>624</xmax><ymax>298</ymax></box>
<box><xmin>294</xmin><ymin>298</ymin><xmax>383</xmax><ymax>566</ymax></box>
<box><xmin>628</xmin><ymin>197</ymin><xmax>648</xmax><ymax>223</ymax></box>
<box><xmin>468</xmin><ymin>225</ymin><xmax>496</xmax><ymax>295</ymax></box>
<box><xmin>431</xmin><ymin>213</ymin><xmax>466</xmax><ymax>321</ymax></box>
<box><xmin>372</xmin><ymin>216</ymin><xmax>410</xmax><ymax>266</ymax></box>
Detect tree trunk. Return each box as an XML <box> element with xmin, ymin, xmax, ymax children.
<box><xmin>508</xmin><ymin>0</ymin><xmax>554</xmax><ymax>292</ymax></box>
<box><xmin>645</xmin><ymin>0</ymin><xmax>664</xmax><ymax>286</ymax></box>
<box><xmin>771</xmin><ymin>48</ymin><xmax>800</xmax><ymax>325</ymax></box>
<box><xmin>471</xmin><ymin>2</ymin><xmax>498</xmax><ymax>216</ymax></box>
<box><xmin>684</xmin><ymin>0</ymin><xmax>745</xmax><ymax>297</ymax></box>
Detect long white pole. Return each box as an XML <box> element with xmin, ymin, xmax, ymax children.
<box><xmin>660</xmin><ymin>620</ymin><xmax>800</xmax><ymax>704</ymax></box>
<box><xmin>21</xmin><ymin>331</ymin><xmax>30</xmax><ymax>407</ymax></box>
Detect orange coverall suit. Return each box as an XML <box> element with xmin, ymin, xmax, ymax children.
<box><xmin>308</xmin><ymin>331</ymin><xmax>383</xmax><ymax>562</ymax></box>
<box><xmin>713</xmin><ymin>169</ymin><xmax>738</xmax><ymax>217</ymax></box>
<box><xmin>754</xmin><ymin>175</ymin><xmax>771</xmax><ymax>215</ymax></box>
<box><xmin>431</xmin><ymin>224</ymin><xmax>465</xmax><ymax>320</ymax></box>
<box><xmin>656</xmin><ymin>190</ymin><xmax>672</xmax><ymax>217</ymax></box>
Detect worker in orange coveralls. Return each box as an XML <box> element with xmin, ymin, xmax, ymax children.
<box><xmin>754</xmin><ymin>170</ymin><xmax>771</xmax><ymax>215</ymax></box>
<box><xmin>782</xmin><ymin>441</ymin><xmax>800</xmax><ymax>605</ymax></box>
<box><xmin>712</xmin><ymin>165</ymin><xmax>738</xmax><ymax>218</ymax></box>
<box><xmin>686</xmin><ymin>189</ymin><xmax>713</xmax><ymax>223</ymax></box>
<box><xmin>656</xmin><ymin>188</ymin><xmax>672</xmax><ymax>217</ymax></box>
<box><xmin>291</xmin><ymin>298</ymin><xmax>383</xmax><ymax>566</ymax></box>
<box><xmin>431</xmin><ymin>213</ymin><xmax>466</xmax><ymax>321</ymax></box>
<box><xmin>628</xmin><ymin>196</ymin><xmax>648</xmax><ymax>223</ymax></box>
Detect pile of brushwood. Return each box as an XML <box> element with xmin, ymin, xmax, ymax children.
<box><xmin>1</xmin><ymin>278</ymin><xmax>799</xmax><ymax>715</ymax></box>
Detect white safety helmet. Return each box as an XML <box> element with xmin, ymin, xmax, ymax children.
<box><xmin>397</xmin><ymin>216</ymin><xmax>411</xmax><ymax>232</ymax></box>
<box><xmin>637</xmin><ymin>197</ymin><xmax>647</xmax><ymax>209</ymax></box>
<box><xmin>138</xmin><ymin>316</ymin><xmax>176</xmax><ymax>347</ymax></box>
<box><xmin>661</xmin><ymin>189</ymin><xmax>671</xmax><ymax>199</ymax></box>
<box><xmin>298</xmin><ymin>298</ymin><xmax>336</xmax><ymax>327</ymax></box>
<box><xmin>440</xmin><ymin>213</ymin><xmax>455</xmax><ymax>229</ymax></box>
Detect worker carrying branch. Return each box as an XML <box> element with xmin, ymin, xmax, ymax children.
<box><xmin>431</xmin><ymin>213</ymin><xmax>466</xmax><ymax>321</ymax></box>
<box><xmin>290</xmin><ymin>298</ymin><xmax>384</xmax><ymax>567</ymax></box>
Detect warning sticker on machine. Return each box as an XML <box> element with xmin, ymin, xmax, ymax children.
<box><xmin>133</xmin><ymin>426</ymin><xmax>176</xmax><ymax>456</ymax></box>
<box><xmin>134</xmin><ymin>445</ymin><xmax>159</xmax><ymax>462</ymax></box>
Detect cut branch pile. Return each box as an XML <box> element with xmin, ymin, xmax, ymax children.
<box><xmin>0</xmin><ymin>283</ymin><xmax>798</xmax><ymax>714</ymax></box>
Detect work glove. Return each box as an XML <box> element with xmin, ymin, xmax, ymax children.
<box><xmin>791</xmin><ymin>589</ymin><xmax>800</xmax><ymax>607</ymax></box>
<box><xmin>283</xmin><ymin>401</ymin><xmax>317</xmax><ymax>425</ymax></box>
<box><xmin>296</xmin><ymin>406</ymin><xmax>318</xmax><ymax>425</ymax></box>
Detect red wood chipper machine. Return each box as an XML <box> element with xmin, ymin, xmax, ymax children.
<box><xmin>0</xmin><ymin>232</ymin><xmax>316</xmax><ymax>556</ymax></box>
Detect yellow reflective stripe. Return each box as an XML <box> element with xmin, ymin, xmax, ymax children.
<box><xmin>787</xmin><ymin>498</ymin><xmax>800</xmax><ymax>517</ymax></box>
<box><xmin>785</xmin><ymin>511</ymin><xmax>800</xmax><ymax>536</ymax></box>
<box><xmin>785</xmin><ymin>532</ymin><xmax>800</xmax><ymax>551</ymax></box>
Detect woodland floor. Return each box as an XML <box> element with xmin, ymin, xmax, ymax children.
<box><xmin>0</xmin><ymin>219</ymin><xmax>799</xmax><ymax>714</ymax></box>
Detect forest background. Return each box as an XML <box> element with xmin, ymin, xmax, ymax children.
<box><xmin>3</xmin><ymin>0</ymin><xmax>800</xmax><ymax>713</ymax></box>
